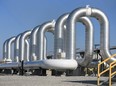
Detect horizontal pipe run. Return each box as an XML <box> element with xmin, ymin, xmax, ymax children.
<box><xmin>0</xmin><ymin>62</ymin><xmax>19</xmax><ymax>69</ymax></box>
<box><xmin>0</xmin><ymin>59</ymin><xmax>77</xmax><ymax>70</ymax></box>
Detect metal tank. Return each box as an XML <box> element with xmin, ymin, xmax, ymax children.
<box><xmin>66</xmin><ymin>5</ymin><xmax>114</xmax><ymax>64</ymax></box>
<box><xmin>6</xmin><ymin>36</ymin><xmax>16</xmax><ymax>62</ymax></box>
<box><xmin>55</xmin><ymin>13</ymin><xmax>94</xmax><ymax>67</ymax></box>
<box><xmin>19</xmin><ymin>30</ymin><xmax>31</xmax><ymax>61</ymax></box>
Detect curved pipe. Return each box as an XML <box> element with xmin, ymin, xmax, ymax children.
<box><xmin>54</xmin><ymin>13</ymin><xmax>68</xmax><ymax>59</ymax></box>
<box><xmin>36</xmin><ymin>20</ymin><xmax>77</xmax><ymax>70</ymax></box>
<box><xmin>19</xmin><ymin>30</ymin><xmax>31</xmax><ymax>61</ymax></box>
<box><xmin>77</xmin><ymin>17</ymin><xmax>93</xmax><ymax>66</ymax></box>
<box><xmin>30</xmin><ymin>26</ymin><xmax>47</xmax><ymax>61</ymax></box>
<box><xmin>3</xmin><ymin>40</ymin><xmax>8</xmax><ymax>61</ymax></box>
<box><xmin>14</xmin><ymin>34</ymin><xmax>21</xmax><ymax>62</ymax></box>
<box><xmin>55</xmin><ymin>13</ymin><xmax>94</xmax><ymax>66</ymax></box>
<box><xmin>37</xmin><ymin>20</ymin><xmax>55</xmax><ymax>60</ymax></box>
<box><xmin>30</xmin><ymin>26</ymin><xmax>39</xmax><ymax>61</ymax></box>
<box><xmin>7</xmin><ymin>36</ymin><xmax>16</xmax><ymax>62</ymax></box>
<box><xmin>66</xmin><ymin>6</ymin><xmax>113</xmax><ymax>64</ymax></box>
<box><xmin>14</xmin><ymin>34</ymin><xmax>29</xmax><ymax>62</ymax></box>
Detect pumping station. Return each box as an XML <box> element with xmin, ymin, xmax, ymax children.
<box><xmin>0</xmin><ymin>5</ymin><xmax>116</xmax><ymax>86</ymax></box>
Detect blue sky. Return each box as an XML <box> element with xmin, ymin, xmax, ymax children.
<box><xmin>0</xmin><ymin>0</ymin><xmax>116</xmax><ymax>59</ymax></box>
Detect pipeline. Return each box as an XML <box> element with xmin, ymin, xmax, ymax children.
<box><xmin>25</xmin><ymin>40</ymin><xmax>30</xmax><ymax>61</ymax></box>
<box><xmin>30</xmin><ymin>26</ymin><xmax>39</xmax><ymax>61</ymax></box>
<box><xmin>14</xmin><ymin>34</ymin><xmax>21</xmax><ymax>62</ymax></box>
<box><xmin>18</xmin><ymin>20</ymin><xmax>77</xmax><ymax>70</ymax></box>
<box><xmin>37</xmin><ymin>20</ymin><xmax>55</xmax><ymax>60</ymax></box>
<box><xmin>66</xmin><ymin>5</ymin><xmax>114</xmax><ymax>64</ymax></box>
<box><xmin>30</xmin><ymin>26</ymin><xmax>47</xmax><ymax>61</ymax></box>
<box><xmin>3</xmin><ymin>40</ymin><xmax>8</xmax><ymax>61</ymax></box>
<box><xmin>54</xmin><ymin>13</ymin><xmax>94</xmax><ymax>67</ymax></box>
<box><xmin>54</xmin><ymin>13</ymin><xmax>68</xmax><ymax>59</ymax></box>
<box><xmin>36</xmin><ymin>20</ymin><xmax>77</xmax><ymax>70</ymax></box>
<box><xmin>0</xmin><ymin>6</ymin><xmax>114</xmax><ymax>72</ymax></box>
<box><xmin>19</xmin><ymin>30</ymin><xmax>31</xmax><ymax>61</ymax></box>
<box><xmin>6</xmin><ymin>36</ymin><xmax>16</xmax><ymax>62</ymax></box>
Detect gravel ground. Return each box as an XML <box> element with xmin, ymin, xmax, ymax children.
<box><xmin>0</xmin><ymin>75</ymin><xmax>115</xmax><ymax>86</ymax></box>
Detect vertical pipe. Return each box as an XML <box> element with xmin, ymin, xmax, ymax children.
<box><xmin>3</xmin><ymin>40</ymin><xmax>8</xmax><ymax>61</ymax></box>
<box><xmin>37</xmin><ymin>20</ymin><xmax>55</xmax><ymax>60</ymax></box>
<box><xmin>7</xmin><ymin>36</ymin><xmax>16</xmax><ymax>62</ymax></box>
<box><xmin>14</xmin><ymin>34</ymin><xmax>21</xmax><ymax>62</ymax></box>
<box><xmin>77</xmin><ymin>17</ymin><xmax>93</xmax><ymax>66</ymax></box>
<box><xmin>54</xmin><ymin>13</ymin><xmax>69</xmax><ymax>59</ymax></box>
<box><xmin>66</xmin><ymin>8</ymin><xmax>87</xmax><ymax>59</ymax></box>
<box><xmin>25</xmin><ymin>40</ymin><xmax>30</xmax><ymax>61</ymax></box>
<box><xmin>19</xmin><ymin>30</ymin><xmax>31</xmax><ymax>61</ymax></box>
<box><xmin>30</xmin><ymin>26</ymin><xmax>47</xmax><ymax>61</ymax></box>
<box><xmin>91</xmin><ymin>8</ymin><xmax>113</xmax><ymax>64</ymax></box>
<box><xmin>30</xmin><ymin>26</ymin><xmax>39</xmax><ymax>61</ymax></box>
<box><xmin>43</xmin><ymin>36</ymin><xmax>47</xmax><ymax>60</ymax></box>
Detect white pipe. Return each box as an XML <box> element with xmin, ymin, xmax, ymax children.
<box><xmin>66</xmin><ymin>5</ymin><xmax>115</xmax><ymax>64</ymax></box>
<box><xmin>30</xmin><ymin>26</ymin><xmax>47</xmax><ymax>61</ymax></box>
<box><xmin>43</xmin><ymin>36</ymin><xmax>47</xmax><ymax>60</ymax></box>
<box><xmin>3</xmin><ymin>40</ymin><xmax>8</xmax><ymax>61</ymax></box>
<box><xmin>14</xmin><ymin>34</ymin><xmax>21</xmax><ymax>62</ymax></box>
<box><xmin>19</xmin><ymin>30</ymin><xmax>31</xmax><ymax>61</ymax></box>
<box><xmin>36</xmin><ymin>20</ymin><xmax>77</xmax><ymax>70</ymax></box>
<box><xmin>25</xmin><ymin>40</ymin><xmax>30</xmax><ymax>61</ymax></box>
<box><xmin>37</xmin><ymin>20</ymin><xmax>55</xmax><ymax>60</ymax></box>
<box><xmin>30</xmin><ymin>26</ymin><xmax>39</xmax><ymax>61</ymax></box>
<box><xmin>7</xmin><ymin>37</ymin><xmax>16</xmax><ymax>62</ymax></box>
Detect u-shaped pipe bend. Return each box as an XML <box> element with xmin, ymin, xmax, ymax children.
<box><xmin>36</xmin><ymin>20</ymin><xmax>77</xmax><ymax>70</ymax></box>
<box><xmin>54</xmin><ymin>13</ymin><xmax>94</xmax><ymax>67</ymax></box>
<box><xmin>66</xmin><ymin>6</ymin><xmax>115</xmax><ymax>64</ymax></box>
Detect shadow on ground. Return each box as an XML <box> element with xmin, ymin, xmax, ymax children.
<box><xmin>64</xmin><ymin>80</ymin><xmax>104</xmax><ymax>85</ymax></box>
<box><xmin>64</xmin><ymin>80</ymin><xmax>116</xmax><ymax>86</ymax></box>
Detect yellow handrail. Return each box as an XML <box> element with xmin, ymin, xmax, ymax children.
<box><xmin>97</xmin><ymin>54</ymin><xmax>116</xmax><ymax>86</ymax></box>
<box><xmin>109</xmin><ymin>59</ymin><xmax>116</xmax><ymax>86</ymax></box>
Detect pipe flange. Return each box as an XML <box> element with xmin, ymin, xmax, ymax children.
<box><xmin>86</xmin><ymin>5</ymin><xmax>92</xmax><ymax>16</ymax></box>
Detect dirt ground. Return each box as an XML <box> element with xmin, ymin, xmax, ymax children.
<box><xmin>0</xmin><ymin>75</ymin><xmax>113</xmax><ymax>86</ymax></box>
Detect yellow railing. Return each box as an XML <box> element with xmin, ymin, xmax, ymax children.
<box><xmin>97</xmin><ymin>54</ymin><xmax>116</xmax><ymax>86</ymax></box>
<box><xmin>109</xmin><ymin>59</ymin><xmax>116</xmax><ymax>86</ymax></box>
